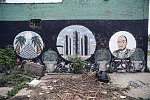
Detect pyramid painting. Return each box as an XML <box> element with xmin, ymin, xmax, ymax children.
<box><xmin>13</xmin><ymin>31</ymin><xmax>43</xmax><ymax>59</ymax></box>
<box><xmin>20</xmin><ymin>43</ymin><xmax>37</xmax><ymax>59</ymax></box>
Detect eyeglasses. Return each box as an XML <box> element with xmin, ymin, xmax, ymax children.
<box><xmin>117</xmin><ymin>40</ymin><xmax>127</xmax><ymax>44</ymax></box>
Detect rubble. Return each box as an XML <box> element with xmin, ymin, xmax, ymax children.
<box><xmin>23</xmin><ymin>60</ymin><xmax>45</xmax><ymax>76</ymax></box>
<box><xmin>28</xmin><ymin>72</ymin><xmax>133</xmax><ymax>100</ymax></box>
<box><xmin>28</xmin><ymin>79</ymin><xmax>41</xmax><ymax>87</ymax></box>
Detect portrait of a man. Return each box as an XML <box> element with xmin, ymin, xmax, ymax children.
<box><xmin>109</xmin><ymin>31</ymin><xmax>136</xmax><ymax>59</ymax></box>
<box><xmin>113</xmin><ymin>35</ymin><xmax>134</xmax><ymax>59</ymax></box>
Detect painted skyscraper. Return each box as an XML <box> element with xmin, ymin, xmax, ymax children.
<box><xmin>63</xmin><ymin>31</ymin><xmax>91</xmax><ymax>57</ymax></box>
<box><xmin>64</xmin><ymin>35</ymin><xmax>71</xmax><ymax>55</ymax></box>
<box><xmin>73</xmin><ymin>31</ymin><xmax>80</xmax><ymax>55</ymax></box>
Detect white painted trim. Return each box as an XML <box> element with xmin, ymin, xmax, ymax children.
<box><xmin>148</xmin><ymin>1</ymin><xmax>150</xmax><ymax>35</ymax></box>
<box><xmin>6</xmin><ymin>0</ymin><xmax>62</xmax><ymax>3</ymax></box>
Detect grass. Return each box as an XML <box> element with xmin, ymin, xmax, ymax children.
<box><xmin>0</xmin><ymin>73</ymin><xmax>18</xmax><ymax>86</ymax></box>
<box><xmin>0</xmin><ymin>68</ymin><xmax>33</xmax><ymax>99</ymax></box>
<box><xmin>138</xmin><ymin>97</ymin><xmax>150</xmax><ymax>100</ymax></box>
<box><xmin>112</xmin><ymin>87</ymin><xmax>120</xmax><ymax>91</ymax></box>
<box><xmin>0</xmin><ymin>96</ymin><xmax>7</xmax><ymax>100</ymax></box>
<box><xmin>0</xmin><ymin>68</ymin><xmax>31</xmax><ymax>87</ymax></box>
<box><xmin>7</xmin><ymin>82</ymin><xmax>27</xmax><ymax>96</ymax></box>
<box><xmin>106</xmin><ymin>94</ymin><xmax>113</xmax><ymax>99</ymax></box>
<box><xmin>124</xmin><ymin>85</ymin><xmax>131</xmax><ymax>91</ymax></box>
<box><xmin>106</xmin><ymin>86</ymin><xmax>111</xmax><ymax>92</ymax></box>
<box><xmin>52</xmin><ymin>89</ymin><xmax>60</xmax><ymax>93</ymax></box>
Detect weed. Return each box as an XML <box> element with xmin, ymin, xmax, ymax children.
<box><xmin>23</xmin><ymin>70</ymin><xmax>36</xmax><ymax>78</ymax></box>
<box><xmin>0</xmin><ymin>96</ymin><xmax>7</xmax><ymax>100</ymax></box>
<box><xmin>27</xmin><ymin>85</ymin><xmax>35</xmax><ymax>89</ymax></box>
<box><xmin>53</xmin><ymin>89</ymin><xmax>60</xmax><ymax>93</ymax></box>
<box><xmin>148</xmin><ymin>51</ymin><xmax>150</xmax><ymax>55</ymax></box>
<box><xmin>106</xmin><ymin>86</ymin><xmax>111</xmax><ymax>92</ymax></box>
<box><xmin>112</xmin><ymin>87</ymin><xmax>120</xmax><ymax>91</ymax></box>
<box><xmin>106</xmin><ymin>93</ymin><xmax>112</xmax><ymax>99</ymax></box>
<box><xmin>0</xmin><ymin>70</ymin><xmax>30</xmax><ymax>87</ymax></box>
<box><xmin>7</xmin><ymin>81</ymin><xmax>27</xmax><ymax>96</ymax></box>
<box><xmin>68</xmin><ymin>55</ymin><xmax>87</xmax><ymax>74</ymax></box>
<box><xmin>124</xmin><ymin>85</ymin><xmax>131</xmax><ymax>91</ymax></box>
<box><xmin>0</xmin><ymin>45</ymin><xmax>16</xmax><ymax>73</ymax></box>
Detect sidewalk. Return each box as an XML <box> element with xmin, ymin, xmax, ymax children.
<box><xmin>109</xmin><ymin>73</ymin><xmax>150</xmax><ymax>99</ymax></box>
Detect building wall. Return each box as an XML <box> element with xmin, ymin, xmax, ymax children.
<box><xmin>148</xmin><ymin>41</ymin><xmax>150</xmax><ymax>51</ymax></box>
<box><xmin>0</xmin><ymin>0</ymin><xmax>149</xmax><ymax>71</ymax></box>
<box><xmin>0</xmin><ymin>0</ymin><xmax>149</xmax><ymax>21</ymax></box>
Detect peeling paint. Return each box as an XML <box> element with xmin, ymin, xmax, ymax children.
<box><xmin>0</xmin><ymin>0</ymin><xmax>148</xmax><ymax>21</ymax></box>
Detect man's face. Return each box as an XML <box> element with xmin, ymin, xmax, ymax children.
<box><xmin>117</xmin><ymin>36</ymin><xmax>127</xmax><ymax>50</ymax></box>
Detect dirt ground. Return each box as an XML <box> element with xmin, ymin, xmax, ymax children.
<box><xmin>5</xmin><ymin>55</ymin><xmax>150</xmax><ymax>100</ymax></box>
<box><xmin>9</xmin><ymin>73</ymin><xmax>135</xmax><ymax>100</ymax></box>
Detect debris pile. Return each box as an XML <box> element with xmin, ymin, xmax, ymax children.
<box><xmin>29</xmin><ymin>72</ymin><xmax>133</xmax><ymax>100</ymax></box>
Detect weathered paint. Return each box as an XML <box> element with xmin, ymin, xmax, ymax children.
<box><xmin>0</xmin><ymin>0</ymin><xmax>149</xmax><ymax>72</ymax></box>
<box><xmin>0</xmin><ymin>20</ymin><xmax>148</xmax><ymax>60</ymax></box>
<box><xmin>0</xmin><ymin>0</ymin><xmax>149</xmax><ymax>21</ymax></box>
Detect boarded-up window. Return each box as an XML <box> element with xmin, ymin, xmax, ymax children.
<box><xmin>29</xmin><ymin>19</ymin><xmax>41</xmax><ymax>28</ymax></box>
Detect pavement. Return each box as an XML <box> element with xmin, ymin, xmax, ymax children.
<box><xmin>0</xmin><ymin>87</ymin><xmax>13</xmax><ymax>97</ymax></box>
<box><xmin>109</xmin><ymin>73</ymin><xmax>150</xmax><ymax>99</ymax></box>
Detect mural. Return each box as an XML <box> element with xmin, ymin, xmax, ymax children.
<box><xmin>13</xmin><ymin>31</ymin><xmax>43</xmax><ymax>59</ymax></box>
<box><xmin>109</xmin><ymin>31</ymin><xmax>136</xmax><ymax>59</ymax></box>
<box><xmin>56</xmin><ymin>25</ymin><xmax>96</xmax><ymax>60</ymax></box>
<box><xmin>108</xmin><ymin>31</ymin><xmax>146</xmax><ymax>72</ymax></box>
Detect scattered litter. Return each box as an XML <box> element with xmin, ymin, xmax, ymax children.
<box><xmin>48</xmin><ymin>86</ymin><xmax>51</xmax><ymax>88</ymax></box>
<box><xmin>64</xmin><ymin>91</ymin><xmax>68</xmax><ymax>93</ymax></box>
<box><xmin>27</xmin><ymin>95</ymin><xmax>31</xmax><ymax>97</ymax></box>
<box><xmin>128</xmin><ymin>81</ymin><xmax>142</xmax><ymax>88</ymax></box>
<box><xmin>45</xmin><ymin>73</ymin><xmax>48</xmax><ymax>75</ymax></box>
<box><xmin>29</xmin><ymin>73</ymin><xmax>133</xmax><ymax>99</ymax></box>
<box><xmin>53</xmin><ymin>80</ymin><xmax>57</xmax><ymax>83</ymax></box>
<box><xmin>39</xmin><ymin>93</ymin><xmax>44</xmax><ymax>95</ymax></box>
<box><xmin>28</xmin><ymin>78</ymin><xmax>41</xmax><ymax>87</ymax></box>
<box><xmin>113</xmin><ymin>96</ymin><xmax>117</xmax><ymax>99</ymax></box>
<box><xmin>48</xmin><ymin>86</ymin><xmax>54</xmax><ymax>90</ymax></box>
<box><xmin>120</xmin><ymin>95</ymin><xmax>126</xmax><ymax>99</ymax></box>
<box><xmin>102</xmin><ymin>91</ymin><xmax>107</xmax><ymax>94</ymax></box>
<box><xmin>41</xmin><ymin>86</ymin><xmax>48</xmax><ymax>90</ymax></box>
<box><xmin>46</xmin><ymin>91</ymin><xmax>50</xmax><ymax>94</ymax></box>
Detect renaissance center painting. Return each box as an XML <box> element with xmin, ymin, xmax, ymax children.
<box><xmin>56</xmin><ymin>25</ymin><xmax>96</xmax><ymax>60</ymax></box>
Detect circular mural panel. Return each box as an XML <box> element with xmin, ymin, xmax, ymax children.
<box><xmin>13</xmin><ymin>31</ymin><xmax>43</xmax><ymax>59</ymax></box>
<box><xmin>56</xmin><ymin>25</ymin><xmax>96</xmax><ymax>60</ymax></box>
<box><xmin>109</xmin><ymin>31</ymin><xmax>136</xmax><ymax>59</ymax></box>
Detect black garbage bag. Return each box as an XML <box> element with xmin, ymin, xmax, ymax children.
<box><xmin>96</xmin><ymin>71</ymin><xmax>110</xmax><ymax>83</ymax></box>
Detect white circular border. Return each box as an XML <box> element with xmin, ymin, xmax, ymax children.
<box><xmin>109</xmin><ymin>31</ymin><xmax>136</xmax><ymax>57</ymax></box>
<box><xmin>56</xmin><ymin>25</ymin><xmax>96</xmax><ymax>60</ymax></box>
<box><xmin>13</xmin><ymin>31</ymin><xmax>44</xmax><ymax>59</ymax></box>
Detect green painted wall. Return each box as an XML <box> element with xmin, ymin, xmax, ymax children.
<box><xmin>0</xmin><ymin>0</ymin><xmax>149</xmax><ymax>21</ymax></box>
